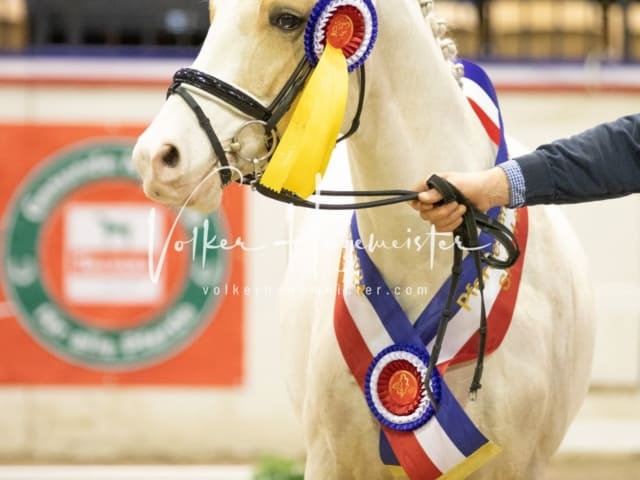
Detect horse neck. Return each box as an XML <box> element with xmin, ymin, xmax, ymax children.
<box><xmin>347</xmin><ymin>0</ymin><xmax>496</xmax><ymax>318</ymax></box>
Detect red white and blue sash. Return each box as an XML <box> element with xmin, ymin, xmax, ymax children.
<box><xmin>333</xmin><ymin>61</ymin><xmax>530</xmax><ymax>479</ymax></box>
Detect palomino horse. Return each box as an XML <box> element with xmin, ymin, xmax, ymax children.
<box><xmin>133</xmin><ymin>0</ymin><xmax>596</xmax><ymax>477</ymax></box>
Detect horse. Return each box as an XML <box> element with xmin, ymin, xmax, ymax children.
<box><xmin>132</xmin><ymin>0</ymin><xmax>596</xmax><ymax>478</ymax></box>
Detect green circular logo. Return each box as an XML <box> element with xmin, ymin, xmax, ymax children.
<box><xmin>2</xmin><ymin>140</ymin><xmax>228</xmax><ymax>370</ymax></box>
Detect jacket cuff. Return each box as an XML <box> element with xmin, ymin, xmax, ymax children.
<box><xmin>514</xmin><ymin>150</ymin><xmax>556</xmax><ymax>205</ymax></box>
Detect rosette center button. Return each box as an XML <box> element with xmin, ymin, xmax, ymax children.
<box><xmin>389</xmin><ymin>370</ymin><xmax>419</xmax><ymax>405</ymax></box>
<box><xmin>327</xmin><ymin>14</ymin><xmax>355</xmax><ymax>49</ymax></box>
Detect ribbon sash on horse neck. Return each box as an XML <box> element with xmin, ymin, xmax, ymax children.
<box><xmin>333</xmin><ymin>60</ymin><xmax>530</xmax><ymax>480</ymax></box>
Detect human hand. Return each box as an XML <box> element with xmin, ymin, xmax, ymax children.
<box><xmin>409</xmin><ymin>168</ymin><xmax>510</xmax><ymax>232</ymax></box>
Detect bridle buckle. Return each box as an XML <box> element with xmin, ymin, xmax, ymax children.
<box><xmin>222</xmin><ymin>120</ymin><xmax>280</xmax><ymax>183</ymax></box>
<box><xmin>225</xmin><ymin>120</ymin><xmax>279</xmax><ymax>164</ymax></box>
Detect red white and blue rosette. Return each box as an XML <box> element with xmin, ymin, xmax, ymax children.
<box><xmin>304</xmin><ymin>0</ymin><xmax>378</xmax><ymax>72</ymax></box>
<box><xmin>365</xmin><ymin>344</ymin><xmax>442</xmax><ymax>432</ymax></box>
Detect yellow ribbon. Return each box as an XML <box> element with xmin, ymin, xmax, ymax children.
<box><xmin>384</xmin><ymin>441</ymin><xmax>502</xmax><ymax>480</ymax></box>
<box><xmin>259</xmin><ymin>43</ymin><xmax>348</xmax><ymax>198</ymax></box>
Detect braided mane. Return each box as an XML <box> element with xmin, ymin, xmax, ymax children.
<box><xmin>420</xmin><ymin>0</ymin><xmax>464</xmax><ymax>86</ymax></box>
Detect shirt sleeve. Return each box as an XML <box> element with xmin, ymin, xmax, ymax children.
<box><xmin>498</xmin><ymin>159</ymin><xmax>526</xmax><ymax>208</ymax></box>
<box><xmin>513</xmin><ymin>114</ymin><xmax>640</xmax><ymax>206</ymax></box>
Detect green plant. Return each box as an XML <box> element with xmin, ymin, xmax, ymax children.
<box><xmin>253</xmin><ymin>457</ymin><xmax>305</xmax><ymax>480</ymax></box>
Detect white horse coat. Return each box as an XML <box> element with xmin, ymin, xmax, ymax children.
<box><xmin>132</xmin><ymin>1</ymin><xmax>596</xmax><ymax>478</ymax></box>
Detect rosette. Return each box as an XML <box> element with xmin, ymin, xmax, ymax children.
<box><xmin>365</xmin><ymin>344</ymin><xmax>442</xmax><ymax>431</ymax></box>
<box><xmin>304</xmin><ymin>0</ymin><xmax>378</xmax><ymax>72</ymax></box>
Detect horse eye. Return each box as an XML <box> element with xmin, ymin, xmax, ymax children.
<box><xmin>271</xmin><ymin>12</ymin><xmax>304</xmax><ymax>31</ymax></box>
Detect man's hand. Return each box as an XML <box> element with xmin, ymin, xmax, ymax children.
<box><xmin>409</xmin><ymin>167</ymin><xmax>511</xmax><ymax>232</ymax></box>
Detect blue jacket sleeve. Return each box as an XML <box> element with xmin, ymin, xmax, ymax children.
<box><xmin>514</xmin><ymin>114</ymin><xmax>640</xmax><ymax>205</ymax></box>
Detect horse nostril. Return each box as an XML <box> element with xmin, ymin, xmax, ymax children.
<box><xmin>151</xmin><ymin>144</ymin><xmax>184</xmax><ymax>182</ymax></box>
<box><xmin>162</xmin><ymin>145</ymin><xmax>180</xmax><ymax>168</ymax></box>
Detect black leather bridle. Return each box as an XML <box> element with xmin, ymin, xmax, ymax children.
<box><xmin>166</xmin><ymin>56</ymin><xmax>520</xmax><ymax>402</ymax></box>
<box><xmin>167</xmin><ymin>57</ymin><xmax>364</xmax><ymax>188</ymax></box>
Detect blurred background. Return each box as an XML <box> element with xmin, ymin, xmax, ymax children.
<box><xmin>0</xmin><ymin>0</ymin><xmax>638</xmax><ymax>478</ymax></box>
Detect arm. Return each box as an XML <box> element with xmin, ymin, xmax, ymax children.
<box><xmin>516</xmin><ymin>114</ymin><xmax>640</xmax><ymax>205</ymax></box>
<box><xmin>411</xmin><ymin>114</ymin><xmax>640</xmax><ymax>230</ymax></box>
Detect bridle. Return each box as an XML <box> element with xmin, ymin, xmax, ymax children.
<box><xmin>168</xmin><ymin>57</ymin><xmax>424</xmax><ymax>211</ymax></box>
<box><xmin>168</xmin><ymin>58</ymin><xmax>309</xmax><ymax>186</ymax></box>
<box><xmin>165</xmin><ymin>17</ymin><xmax>520</xmax><ymax>403</ymax></box>
<box><xmin>167</xmin><ymin>57</ymin><xmax>365</xmax><ymax>189</ymax></box>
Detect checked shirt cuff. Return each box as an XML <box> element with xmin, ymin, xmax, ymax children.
<box><xmin>498</xmin><ymin>159</ymin><xmax>526</xmax><ymax>208</ymax></box>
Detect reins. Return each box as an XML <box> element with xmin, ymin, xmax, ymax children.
<box><xmin>422</xmin><ymin>174</ymin><xmax>519</xmax><ymax>405</ymax></box>
<box><xmin>253</xmin><ymin>184</ymin><xmax>419</xmax><ymax>210</ymax></box>
<box><xmin>257</xmin><ymin>173</ymin><xmax>520</xmax><ymax>404</ymax></box>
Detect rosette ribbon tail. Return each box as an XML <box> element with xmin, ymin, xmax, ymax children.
<box><xmin>259</xmin><ymin>44</ymin><xmax>349</xmax><ymax>198</ymax></box>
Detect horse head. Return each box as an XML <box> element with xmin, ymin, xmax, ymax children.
<box><xmin>133</xmin><ymin>0</ymin><xmax>375</xmax><ymax>212</ymax></box>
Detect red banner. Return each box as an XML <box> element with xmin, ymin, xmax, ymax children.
<box><xmin>0</xmin><ymin>124</ymin><xmax>244</xmax><ymax>385</ymax></box>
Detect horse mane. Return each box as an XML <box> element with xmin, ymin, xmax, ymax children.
<box><xmin>420</xmin><ymin>0</ymin><xmax>464</xmax><ymax>86</ymax></box>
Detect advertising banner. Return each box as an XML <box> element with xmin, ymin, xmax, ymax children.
<box><xmin>0</xmin><ymin>124</ymin><xmax>244</xmax><ymax>385</ymax></box>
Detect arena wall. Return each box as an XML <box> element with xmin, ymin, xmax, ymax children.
<box><xmin>0</xmin><ymin>57</ymin><xmax>638</xmax><ymax>462</ymax></box>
